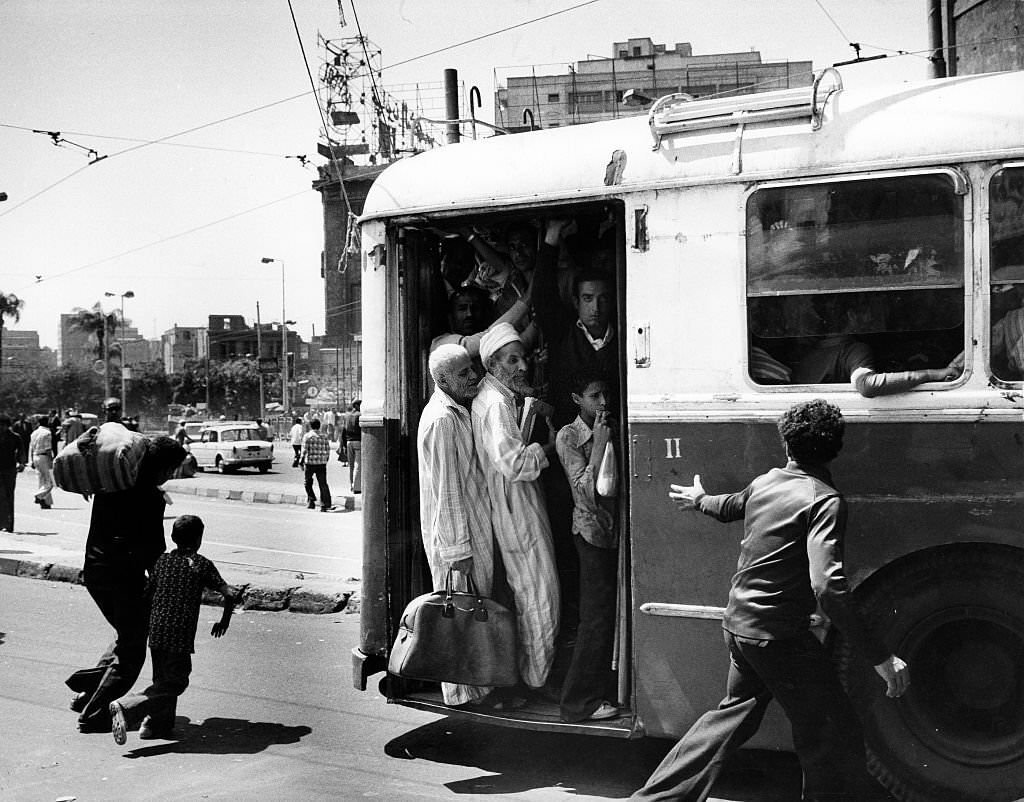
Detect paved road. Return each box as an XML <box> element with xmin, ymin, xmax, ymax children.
<box><xmin>0</xmin><ymin>575</ymin><xmax>804</xmax><ymax>802</ymax></box>
<box><xmin>1</xmin><ymin>474</ymin><xmax>362</xmax><ymax>598</ymax></box>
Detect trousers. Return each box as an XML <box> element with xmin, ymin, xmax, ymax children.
<box><xmin>304</xmin><ymin>463</ymin><xmax>332</xmax><ymax>509</ymax></box>
<box><xmin>559</xmin><ymin>533</ymin><xmax>617</xmax><ymax>722</ymax></box>
<box><xmin>70</xmin><ymin>577</ymin><xmax>150</xmax><ymax>728</ymax></box>
<box><xmin>117</xmin><ymin>648</ymin><xmax>192</xmax><ymax>730</ymax></box>
<box><xmin>34</xmin><ymin>454</ymin><xmax>54</xmax><ymax>505</ymax></box>
<box><xmin>0</xmin><ymin>467</ymin><xmax>16</xmax><ymax>531</ymax></box>
<box><xmin>631</xmin><ymin>631</ymin><xmax>879</xmax><ymax>802</ymax></box>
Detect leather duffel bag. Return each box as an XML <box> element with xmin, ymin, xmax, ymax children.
<box><xmin>388</xmin><ymin>569</ymin><xmax>517</xmax><ymax>687</ymax></box>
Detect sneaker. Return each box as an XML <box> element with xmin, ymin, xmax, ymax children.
<box><xmin>320</xmin><ymin>505</ymin><xmax>336</xmax><ymax>512</ymax></box>
<box><xmin>109</xmin><ymin>701</ymin><xmax>128</xmax><ymax>745</ymax></box>
<box><xmin>587</xmin><ymin>702</ymin><xmax>619</xmax><ymax>721</ymax></box>
<box><xmin>70</xmin><ymin>692</ymin><xmax>88</xmax><ymax>713</ymax></box>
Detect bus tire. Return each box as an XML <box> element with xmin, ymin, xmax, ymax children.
<box><xmin>836</xmin><ymin>547</ymin><xmax>1024</xmax><ymax>802</ymax></box>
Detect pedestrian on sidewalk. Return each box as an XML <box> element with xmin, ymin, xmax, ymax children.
<box><xmin>110</xmin><ymin>514</ymin><xmax>240</xmax><ymax>744</ymax></box>
<box><xmin>0</xmin><ymin>415</ymin><xmax>26</xmax><ymax>532</ymax></box>
<box><xmin>67</xmin><ymin>436</ymin><xmax>188</xmax><ymax>734</ymax></box>
<box><xmin>341</xmin><ymin>399</ymin><xmax>361</xmax><ymax>494</ymax></box>
<box><xmin>299</xmin><ymin>418</ymin><xmax>334</xmax><ymax>511</ymax></box>
<box><xmin>289</xmin><ymin>417</ymin><xmax>304</xmax><ymax>468</ymax></box>
<box><xmin>29</xmin><ymin>414</ymin><xmax>55</xmax><ymax>509</ymax></box>
<box><xmin>630</xmin><ymin>400</ymin><xmax>908</xmax><ymax>802</ymax></box>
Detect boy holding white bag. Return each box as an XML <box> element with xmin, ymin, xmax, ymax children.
<box><xmin>554</xmin><ymin>371</ymin><xmax>620</xmax><ymax>723</ymax></box>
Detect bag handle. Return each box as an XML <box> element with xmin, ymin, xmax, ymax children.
<box><xmin>442</xmin><ymin>566</ymin><xmax>489</xmax><ymax>622</ymax></box>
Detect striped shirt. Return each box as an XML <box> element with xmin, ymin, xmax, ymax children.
<box><xmin>417</xmin><ymin>388</ymin><xmax>493</xmax><ymax>566</ymax></box>
<box><xmin>299</xmin><ymin>430</ymin><xmax>331</xmax><ymax>465</ymax></box>
<box><xmin>472</xmin><ymin>373</ymin><xmax>559</xmax><ymax>688</ymax></box>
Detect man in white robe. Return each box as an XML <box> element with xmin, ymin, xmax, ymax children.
<box><xmin>472</xmin><ymin>323</ymin><xmax>560</xmax><ymax>690</ymax></box>
<box><xmin>417</xmin><ymin>344</ymin><xmax>495</xmax><ymax>706</ymax></box>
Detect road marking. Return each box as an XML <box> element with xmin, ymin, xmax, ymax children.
<box><xmin>204</xmin><ymin>540</ymin><xmax>343</xmax><ymax>561</ymax></box>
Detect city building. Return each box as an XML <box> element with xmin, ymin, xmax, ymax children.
<box><xmin>311</xmin><ymin>161</ymin><xmax>379</xmax><ymax>405</ymax></box>
<box><xmin>58</xmin><ymin>312</ymin><xmax>142</xmax><ymax>368</ymax></box>
<box><xmin>951</xmin><ymin>0</ymin><xmax>1024</xmax><ymax>73</ymax></box>
<box><xmin>206</xmin><ymin>315</ymin><xmax>301</xmax><ymax>364</ymax></box>
<box><xmin>495</xmin><ymin>38</ymin><xmax>814</xmax><ymax>129</ymax></box>
<box><xmin>161</xmin><ymin>325</ymin><xmax>207</xmax><ymax>373</ymax></box>
<box><xmin>1</xmin><ymin>328</ymin><xmax>54</xmax><ymax>375</ymax></box>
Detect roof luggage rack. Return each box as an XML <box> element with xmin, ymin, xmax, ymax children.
<box><xmin>648</xmin><ymin>68</ymin><xmax>842</xmax><ymax>151</ymax></box>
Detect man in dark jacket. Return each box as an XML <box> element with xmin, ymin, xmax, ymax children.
<box><xmin>67</xmin><ymin>436</ymin><xmax>187</xmax><ymax>733</ymax></box>
<box><xmin>631</xmin><ymin>399</ymin><xmax>909</xmax><ymax>802</ymax></box>
<box><xmin>0</xmin><ymin>415</ymin><xmax>26</xmax><ymax>532</ymax></box>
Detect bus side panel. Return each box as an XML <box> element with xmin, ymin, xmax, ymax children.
<box><xmin>629</xmin><ymin>416</ymin><xmax>1024</xmax><ymax>741</ymax></box>
<box><xmin>354</xmin><ymin>421</ymin><xmax>389</xmax><ymax>688</ymax></box>
<box><xmin>629</xmin><ymin>419</ymin><xmax>790</xmax><ymax>743</ymax></box>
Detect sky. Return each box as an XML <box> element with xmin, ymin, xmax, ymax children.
<box><xmin>0</xmin><ymin>0</ymin><xmax>933</xmax><ymax>350</ymax></box>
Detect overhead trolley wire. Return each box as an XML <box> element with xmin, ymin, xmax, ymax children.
<box><xmin>15</xmin><ymin>189</ymin><xmax>309</xmax><ymax>292</ymax></box>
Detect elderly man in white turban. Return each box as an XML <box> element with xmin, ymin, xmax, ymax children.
<box><xmin>472</xmin><ymin>322</ymin><xmax>560</xmax><ymax>691</ymax></box>
<box><xmin>417</xmin><ymin>343</ymin><xmax>497</xmax><ymax>707</ymax></box>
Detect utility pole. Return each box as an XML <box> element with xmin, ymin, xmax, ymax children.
<box><xmin>255</xmin><ymin>301</ymin><xmax>265</xmax><ymax>417</ymax></box>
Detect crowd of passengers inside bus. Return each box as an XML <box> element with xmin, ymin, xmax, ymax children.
<box><xmin>415</xmin><ymin>211</ymin><xmax>625</xmax><ymax>722</ymax></box>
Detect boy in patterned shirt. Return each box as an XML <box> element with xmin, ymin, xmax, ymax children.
<box><xmin>109</xmin><ymin>514</ymin><xmax>240</xmax><ymax>744</ymax></box>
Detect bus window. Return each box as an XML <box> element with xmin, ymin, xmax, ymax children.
<box><xmin>745</xmin><ymin>174</ymin><xmax>965</xmax><ymax>388</ymax></box>
<box><xmin>989</xmin><ymin>167</ymin><xmax>1024</xmax><ymax>383</ymax></box>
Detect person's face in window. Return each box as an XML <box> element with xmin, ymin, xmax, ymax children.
<box><xmin>450</xmin><ymin>292</ymin><xmax>486</xmax><ymax>336</ymax></box>
<box><xmin>506</xmin><ymin>230</ymin><xmax>536</xmax><ymax>273</ymax></box>
<box><xmin>575</xmin><ymin>279</ymin><xmax>613</xmax><ymax>337</ymax></box>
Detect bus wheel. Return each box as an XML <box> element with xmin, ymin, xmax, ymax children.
<box><xmin>836</xmin><ymin>548</ymin><xmax>1024</xmax><ymax>802</ymax></box>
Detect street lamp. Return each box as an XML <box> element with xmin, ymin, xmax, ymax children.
<box><xmin>104</xmin><ymin>290</ymin><xmax>135</xmax><ymax>413</ymax></box>
<box><xmin>261</xmin><ymin>258</ymin><xmax>288</xmax><ymax>415</ymax></box>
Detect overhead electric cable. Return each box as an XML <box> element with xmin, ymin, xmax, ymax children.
<box><xmin>17</xmin><ymin>189</ymin><xmax>309</xmax><ymax>291</ymax></box>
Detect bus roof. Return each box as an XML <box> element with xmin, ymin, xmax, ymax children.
<box><xmin>361</xmin><ymin>71</ymin><xmax>1024</xmax><ymax>221</ymax></box>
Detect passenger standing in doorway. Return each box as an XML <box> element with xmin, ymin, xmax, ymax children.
<box><xmin>289</xmin><ymin>417</ymin><xmax>304</xmax><ymax>468</ymax></box>
<box><xmin>472</xmin><ymin>323</ymin><xmax>560</xmax><ymax>692</ymax></box>
<box><xmin>532</xmin><ymin>217</ymin><xmax>619</xmax><ymax>644</ymax></box>
<box><xmin>631</xmin><ymin>400</ymin><xmax>908</xmax><ymax>802</ymax></box>
<box><xmin>342</xmin><ymin>400</ymin><xmax>362</xmax><ymax>494</ymax></box>
<box><xmin>556</xmin><ymin>373</ymin><xmax>620</xmax><ymax>722</ymax></box>
<box><xmin>299</xmin><ymin>419</ymin><xmax>334</xmax><ymax>512</ymax></box>
<box><xmin>417</xmin><ymin>344</ymin><xmax>501</xmax><ymax>708</ymax></box>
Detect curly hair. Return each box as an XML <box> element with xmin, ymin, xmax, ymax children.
<box><xmin>777</xmin><ymin>399</ymin><xmax>844</xmax><ymax>464</ymax></box>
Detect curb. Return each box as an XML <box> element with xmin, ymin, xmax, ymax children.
<box><xmin>0</xmin><ymin>556</ymin><xmax>359</xmax><ymax>616</ymax></box>
<box><xmin>164</xmin><ymin>484</ymin><xmax>358</xmax><ymax>511</ymax></box>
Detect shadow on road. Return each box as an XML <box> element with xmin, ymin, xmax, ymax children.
<box><xmin>124</xmin><ymin>716</ymin><xmax>311</xmax><ymax>758</ymax></box>
<box><xmin>384</xmin><ymin>718</ymin><xmax>802</xmax><ymax>799</ymax></box>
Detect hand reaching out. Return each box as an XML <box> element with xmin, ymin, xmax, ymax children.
<box><xmin>668</xmin><ymin>474</ymin><xmax>705</xmax><ymax>511</ymax></box>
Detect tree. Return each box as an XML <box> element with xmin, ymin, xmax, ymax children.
<box><xmin>68</xmin><ymin>303</ymin><xmax>122</xmax><ymax>398</ymax></box>
<box><xmin>0</xmin><ymin>292</ymin><xmax>25</xmax><ymax>379</ymax></box>
<box><xmin>127</xmin><ymin>361</ymin><xmax>171</xmax><ymax>415</ymax></box>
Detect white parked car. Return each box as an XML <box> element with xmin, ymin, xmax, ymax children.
<box><xmin>190</xmin><ymin>422</ymin><xmax>274</xmax><ymax>474</ymax></box>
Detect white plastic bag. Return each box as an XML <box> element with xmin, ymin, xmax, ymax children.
<box><xmin>596</xmin><ymin>442</ymin><xmax>617</xmax><ymax>497</ymax></box>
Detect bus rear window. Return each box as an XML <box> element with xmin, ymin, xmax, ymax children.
<box><xmin>745</xmin><ymin>174</ymin><xmax>964</xmax><ymax>387</ymax></box>
<box><xmin>989</xmin><ymin>167</ymin><xmax>1024</xmax><ymax>383</ymax></box>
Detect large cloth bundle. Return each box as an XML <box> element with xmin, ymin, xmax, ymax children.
<box><xmin>388</xmin><ymin>569</ymin><xmax>518</xmax><ymax>687</ymax></box>
<box><xmin>54</xmin><ymin>423</ymin><xmax>149</xmax><ymax>494</ymax></box>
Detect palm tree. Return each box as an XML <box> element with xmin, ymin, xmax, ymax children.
<box><xmin>68</xmin><ymin>303</ymin><xmax>122</xmax><ymax>398</ymax></box>
<box><xmin>0</xmin><ymin>292</ymin><xmax>25</xmax><ymax>379</ymax></box>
